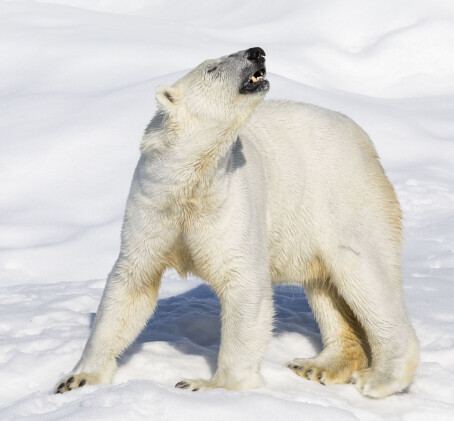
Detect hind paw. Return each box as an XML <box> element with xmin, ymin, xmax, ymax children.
<box><xmin>288</xmin><ymin>356</ymin><xmax>365</xmax><ymax>385</ymax></box>
<box><xmin>348</xmin><ymin>368</ymin><xmax>409</xmax><ymax>398</ymax></box>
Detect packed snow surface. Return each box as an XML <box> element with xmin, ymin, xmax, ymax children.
<box><xmin>1</xmin><ymin>0</ymin><xmax>453</xmax><ymax>420</ymax></box>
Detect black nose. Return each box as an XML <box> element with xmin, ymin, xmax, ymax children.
<box><xmin>246</xmin><ymin>47</ymin><xmax>266</xmax><ymax>61</ymax></box>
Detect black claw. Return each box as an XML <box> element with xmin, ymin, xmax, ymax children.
<box><xmin>58</xmin><ymin>383</ymin><xmax>65</xmax><ymax>390</ymax></box>
<box><xmin>288</xmin><ymin>363</ymin><xmax>303</xmax><ymax>371</ymax></box>
<box><xmin>317</xmin><ymin>373</ymin><xmax>323</xmax><ymax>380</ymax></box>
<box><xmin>347</xmin><ymin>377</ymin><xmax>356</xmax><ymax>385</ymax></box>
<box><xmin>192</xmin><ymin>388</ymin><xmax>199</xmax><ymax>392</ymax></box>
<box><xmin>175</xmin><ymin>381</ymin><xmax>189</xmax><ymax>389</ymax></box>
<box><xmin>66</xmin><ymin>376</ymin><xmax>74</xmax><ymax>386</ymax></box>
<box><xmin>305</xmin><ymin>369</ymin><xmax>313</xmax><ymax>378</ymax></box>
<box><xmin>79</xmin><ymin>379</ymin><xmax>87</xmax><ymax>387</ymax></box>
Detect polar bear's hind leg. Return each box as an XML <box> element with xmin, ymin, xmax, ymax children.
<box><xmin>288</xmin><ymin>281</ymin><xmax>370</xmax><ymax>385</ymax></box>
<box><xmin>331</xmin><ymin>249</ymin><xmax>419</xmax><ymax>398</ymax></box>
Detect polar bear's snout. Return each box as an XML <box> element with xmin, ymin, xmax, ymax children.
<box><xmin>239</xmin><ymin>47</ymin><xmax>269</xmax><ymax>94</ymax></box>
<box><xmin>246</xmin><ymin>47</ymin><xmax>266</xmax><ymax>61</ymax></box>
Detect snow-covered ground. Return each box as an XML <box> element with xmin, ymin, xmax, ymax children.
<box><xmin>1</xmin><ymin>0</ymin><xmax>453</xmax><ymax>419</ymax></box>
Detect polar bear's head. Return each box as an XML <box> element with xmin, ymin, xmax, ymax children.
<box><xmin>154</xmin><ymin>48</ymin><xmax>269</xmax><ymax>132</ymax></box>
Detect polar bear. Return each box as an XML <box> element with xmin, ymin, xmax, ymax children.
<box><xmin>55</xmin><ymin>47</ymin><xmax>419</xmax><ymax>398</ymax></box>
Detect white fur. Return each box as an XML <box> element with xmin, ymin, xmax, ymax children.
<box><xmin>56</xmin><ymin>49</ymin><xmax>419</xmax><ymax>398</ymax></box>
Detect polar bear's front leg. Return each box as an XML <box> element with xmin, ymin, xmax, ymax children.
<box><xmin>55</xmin><ymin>186</ymin><xmax>170</xmax><ymax>394</ymax></box>
<box><xmin>55</xmin><ymin>262</ymin><xmax>163</xmax><ymax>393</ymax></box>
<box><xmin>175</xmin><ymin>275</ymin><xmax>274</xmax><ymax>391</ymax></box>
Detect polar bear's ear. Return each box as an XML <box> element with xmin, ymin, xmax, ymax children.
<box><xmin>156</xmin><ymin>85</ymin><xmax>178</xmax><ymax>109</ymax></box>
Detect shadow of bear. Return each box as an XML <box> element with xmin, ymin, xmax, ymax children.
<box><xmin>114</xmin><ymin>284</ymin><xmax>320</xmax><ymax>373</ymax></box>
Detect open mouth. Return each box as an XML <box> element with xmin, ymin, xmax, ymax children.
<box><xmin>250</xmin><ymin>68</ymin><xmax>266</xmax><ymax>84</ymax></box>
<box><xmin>240</xmin><ymin>67</ymin><xmax>269</xmax><ymax>94</ymax></box>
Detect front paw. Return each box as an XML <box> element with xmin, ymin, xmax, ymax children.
<box><xmin>55</xmin><ymin>372</ymin><xmax>101</xmax><ymax>394</ymax></box>
<box><xmin>175</xmin><ymin>378</ymin><xmax>214</xmax><ymax>392</ymax></box>
<box><xmin>175</xmin><ymin>370</ymin><xmax>262</xmax><ymax>392</ymax></box>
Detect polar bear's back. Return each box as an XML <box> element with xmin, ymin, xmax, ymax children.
<box><xmin>244</xmin><ymin>99</ymin><xmax>379</xmax><ymax>170</ymax></box>
<box><xmin>241</xmin><ymin>100</ymin><xmax>386</xmax><ymax>204</ymax></box>
<box><xmin>239</xmin><ymin>100</ymin><xmax>401</xmax><ymax>283</ymax></box>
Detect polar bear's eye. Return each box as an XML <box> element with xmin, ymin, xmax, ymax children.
<box><xmin>207</xmin><ymin>66</ymin><xmax>218</xmax><ymax>73</ymax></box>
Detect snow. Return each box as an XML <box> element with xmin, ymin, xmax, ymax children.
<box><xmin>0</xmin><ymin>0</ymin><xmax>453</xmax><ymax>419</ymax></box>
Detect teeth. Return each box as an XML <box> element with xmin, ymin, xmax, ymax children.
<box><xmin>250</xmin><ymin>75</ymin><xmax>265</xmax><ymax>83</ymax></box>
<box><xmin>249</xmin><ymin>70</ymin><xmax>266</xmax><ymax>84</ymax></box>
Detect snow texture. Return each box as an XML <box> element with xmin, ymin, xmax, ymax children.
<box><xmin>0</xmin><ymin>0</ymin><xmax>453</xmax><ymax>419</ymax></box>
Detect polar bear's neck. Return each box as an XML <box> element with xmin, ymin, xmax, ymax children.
<box><xmin>171</xmin><ymin>126</ymin><xmax>238</xmax><ymax>197</ymax></box>
<box><xmin>142</xmin><ymin>123</ymin><xmax>240</xmax><ymax>211</ymax></box>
